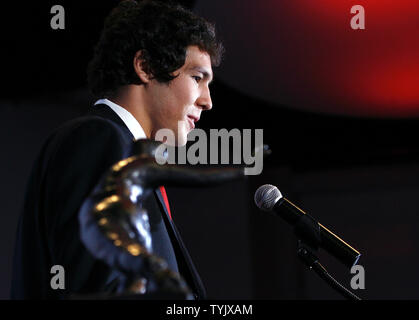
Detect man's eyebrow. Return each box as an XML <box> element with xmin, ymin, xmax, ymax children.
<box><xmin>191</xmin><ymin>66</ymin><xmax>214</xmax><ymax>84</ymax></box>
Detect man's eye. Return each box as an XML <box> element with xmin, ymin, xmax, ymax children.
<box><xmin>192</xmin><ymin>76</ymin><xmax>202</xmax><ymax>82</ymax></box>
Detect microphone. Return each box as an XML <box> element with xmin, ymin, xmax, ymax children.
<box><xmin>254</xmin><ymin>184</ymin><xmax>361</xmax><ymax>268</ymax></box>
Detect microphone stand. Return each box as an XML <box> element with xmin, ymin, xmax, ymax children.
<box><xmin>297</xmin><ymin>242</ymin><xmax>361</xmax><ymax>301</ymax></box>
<box><xmin>294</xmin><ymin>214</ymin><xmax>362</xmax><ymax>300</ymax></box>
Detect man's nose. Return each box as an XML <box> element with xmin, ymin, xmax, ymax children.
<box><xmin>197</xmin><ymin>86</ymin><xmax>213</xmax><ymax>111</ymax></box>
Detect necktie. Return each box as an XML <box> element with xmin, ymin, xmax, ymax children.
<box><xmin>159</xmin><ymin>186</ymin><xmax>172</xmax><ymax>220</ymax></box>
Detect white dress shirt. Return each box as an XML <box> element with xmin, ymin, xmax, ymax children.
<box><xmin>94</xmin><ymin>98</ymin><xmax>147</xmax><ymax>141</ymax></box>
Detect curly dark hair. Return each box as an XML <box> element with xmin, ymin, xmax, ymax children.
<box><xmin>87</xmin><ymin>0</ymin><xmax>224</xmax><ymax>98</ymax></box>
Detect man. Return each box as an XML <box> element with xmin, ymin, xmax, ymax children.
<box><xmin>11</xmin><ymin>0</ymin><xmax>223</xmax><ymax>299</ymax></box>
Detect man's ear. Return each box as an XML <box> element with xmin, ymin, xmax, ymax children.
<box><xmin>133</xmin><ymin>50</ymin><xmax>151</xmax><ymax>83</ymax></box>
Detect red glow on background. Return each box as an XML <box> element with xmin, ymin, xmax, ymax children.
<box><xmin>197</xmin><ymin>0</ymin><xmax>419</xmax><ymax>118</ymax></box>
<box><xmin>275</xmin><ymin>0</ymin><xmax>419</xmax><ymax>117</ymax></box>
<box><xmin>361</xmin><ymin>60</ymin><xmax>419</xmax><ymax>112</ymax></box>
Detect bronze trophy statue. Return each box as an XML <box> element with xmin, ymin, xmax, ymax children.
<box><xmin>77</xmin><ymin>139</ymin><xmax>244</xmax><ymax>299</ymax></box>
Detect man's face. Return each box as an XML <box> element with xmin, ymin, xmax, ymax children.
<box><xmin>145</xmin><ymin>45</ymin><xmax>213</xmax><ymax>146</ymax></box>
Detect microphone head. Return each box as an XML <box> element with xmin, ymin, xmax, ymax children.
<box><xmin>254</xmin><ymin>184</ymin><xmax>283</xmax><ymax>211</ymax></box>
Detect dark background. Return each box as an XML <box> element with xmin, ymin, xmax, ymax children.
<box><xmin>1</xmin><ymin>0</ymin><xmax>419</xmax><ymax>299</ymax></box>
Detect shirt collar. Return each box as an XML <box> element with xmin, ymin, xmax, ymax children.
<box><xmin>94</xmin><ymin>98</ymin><xmax>147</xmax><ymax>141</ymax></box>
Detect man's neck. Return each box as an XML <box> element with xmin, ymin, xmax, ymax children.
<box><xmin>109</xmin><ymin>86</ymin><xmax>153</xmax><ymax>139</ymax></box>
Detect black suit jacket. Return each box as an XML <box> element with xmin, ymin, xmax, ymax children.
<box><xmin>11</xmin><ymin>104</ymin><xmax>206</xmax><ymax>299</ymax></box>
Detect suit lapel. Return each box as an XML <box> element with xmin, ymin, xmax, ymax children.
<box><xmin>155</xmin><ymin>189</ymin><xmax>207</xmax><ymax>300</ymax></box>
